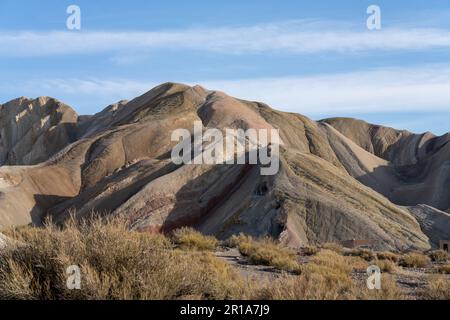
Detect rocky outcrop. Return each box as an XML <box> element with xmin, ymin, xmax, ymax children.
<box><xmin>0</xmin><ymin>83</ymin><xmax>449</xmax><ymax>250</ymax></box>
<box><xmin>322</xmin><ymin>118</ymin><xmax>450</xmax><ymax>212</ymax></box>
<box><xmin>0</xmin><ymin>97</ymin><xmax>78</xmax><ymax>166</ymax></box>
<box><xmin>407</xmin><ymin>204</ymin><xmax>450</xmax><ymax>248</ymax></box>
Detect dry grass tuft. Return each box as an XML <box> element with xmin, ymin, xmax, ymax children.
<box><xmin>346</xmin><ymin>248</ymin><xmax>376</xmax><ymax>262</ymax></box>
<box><xmin>344</xmin><ymin>256</ymin><xmax>369</xmax><ymax>272</ymax></box>
<box><xmin>253</xmin><ymin>250</ymin><xmax>404</xmax><ymax>300</ymax></box>
<box><xmin>436</xmin><ymin>264</ymin><xmax>450</xmax><ymax>275</ymax></box>
<box><xmin>171</xmin><ymin>227</ymin><xmax>218</xmax><ymax>251</ymax></box>
<box><xmin>375</xmin><ymin>259</ymin><xmax>398</xmax><ymax>273</ymax></box>
<box><xmin>320</xmin><ymin>243</ymin><xmax>343</xmax><ymax>254</ymax></box>
<box><xmin>376</xmin><ymin>251</ymin><xmax>401</xmax><ymax>263</ymax></box>
<box><xmin>302</xmin><ymin>245</ymin><xmax>319</xmax><ymax>256</ymax></box>
<box><xmin>419</xmin><ymin>276</ymin><xmax>450</xmax><ymax>300</ymax></box>
<box><xmin>310</xmin><ymin>250</ymin><xmax>352</xmax><ymax>275</ymax></box>
<box><xmin>0</xmin><ymin>216</ymin><xmax>243</xmax><ymax>300</ymax></box>
<box><xmin>253</xmin><ymin>250</ymin><xmax>353</xmax><ymax>300</ymax></box>
<box><xmin>227</xmin><ymin>234</ymin><xmax>301</xmax><ymax>274</ymax></box>
<box><xmin>428</xmin><ymin>250</ymin><xmax>449</xmax><ymax>263</ymax></box>
<box><xmin>358</xmin><ymin>274</ymin><xmax>405</xmax><ymax>300</ymax></box>
<box><xmin>399</xmin><ymin>253</ymin><xmax>430</xmax><ymax>268</ymax></box>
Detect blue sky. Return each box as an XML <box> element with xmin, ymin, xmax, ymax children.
<box><xmin>1</xmin><ymin>0</ymin><xmax>450</xmax><ymax>134</ymax></box>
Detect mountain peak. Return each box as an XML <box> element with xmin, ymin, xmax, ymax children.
<box><xmin>0</xmin><ymin>83</ymin><xmax>449</xmax><ymax>251</ymax></box>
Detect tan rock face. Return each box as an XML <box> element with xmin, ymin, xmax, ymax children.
<box><xmin>0</xmin><ymin>82</ymin><xmax>449</xmax><ymax>250</ymax></box>
<box><xmin>0</xmin><ymin>97</ymin><xmax>78</xmax><ymax>165</ymax></box>
<box><xmin>322</xmin><ymin>118</ymin><xmax>450</xmax><ymax>211</ymax></box>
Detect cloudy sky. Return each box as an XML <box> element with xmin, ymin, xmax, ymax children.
<box><xmin>1</xmin><ymin>0</ymin><xmax>450</xmax><ymax>134</ymax></box>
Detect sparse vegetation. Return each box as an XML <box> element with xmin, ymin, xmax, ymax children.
<box><xmin>344</xmin><ymin>256</ymin><xmax>368</xmax><ymax>271</ymax></box>
<box><xmin>436</xmin><ymin>263</ymin><xmax>450</xmax><ymax>274</ymax></box>
<box><xmin>320</xmin><ymin>243</ymin><xmax>343</xmax><ymax>254</ymax></box>
<box><xmin>254</xmin><ymin>251</ymin><xmax>404</xmax><ymax>300</ymax></box>
<box><xmin>0</xmin><ymin>220</ymin><xmax>446</xmax><ymax>300</ymax></box>
<box><xmin>375</xmin><ymin>259</ymin><xmax>397</xmax><ymax>273</ymax></box>
<box><xmin>227</xmin><ymin>234</ymin><xmax>301</xmax><ymax>274</ymax></box>
<box><xmin>346</xmin><ymin>248</ymin><xmax>376</xmax><ymax>262</ymax></box>
<box><xmin>419</xmin><ymin>276</ymin><xmax>450</xmax><ymax>300</ymax></box>
<box><xmin>428</xmin><ymin>250</ymin><xmax>449</xmax><ymax>262</ymax></box>
<box><xmin>359</xmin><ymin>274</ymin><xmax>405</xmax><ymax>300</ymax></box>
<box><xmin>302</xmin><ymin>245</ymin><xmax>319</xmax><ymax>256</ymax></box>
<box><xmin>0</xmin><ymin>217</ymin><xmax>243</xmax><ymax>299</ymax></box>
<box><xmin>254</xmin><ymin>250</ymin><xmax>354</xmax><ymax>300</ymax></box>
<box><xmin>377</xmin><ymin>251</ymin><xmax>401</xmax><ymax>263</ymax></box>
<box><xmin>310</xmin><ymin>250</ymin><xmax>352</xmax><ymax>275</ymax></box>
<box><xmin>399</xmin><ymin>253</ymin><xmax>430</xmax><ymax>268</ymax></box>
<box><xmin>171</xmin><ymin>227</ymin><xmax>218</xmax><ymax>251</ymax></box>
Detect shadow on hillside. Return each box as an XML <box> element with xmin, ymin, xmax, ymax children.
<box><xmin>161</xmin><ymin>163</ymin><xmax>254</xmax><ymax>234</ymax></box>
<box><xmin>358</xmin><ymin>164</ymin><xmax>450</xmax><ymax>249</ymax></box>
<box><xmin>46</xmin><ymin>160</ymin><xmax>182</xmax><ymax>224</ymax></box>
<box><xmin>31</xmin><ymin>194</ymin><xmax>73</xmax><ymax>226</ymax></box>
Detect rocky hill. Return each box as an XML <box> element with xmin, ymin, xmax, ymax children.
<box><xmin>0</xmin><ymin>83</ymin><xmax>448</xmax><ymax>250</ymax></box>
<box><xmin>0</xmin><ymin>97</ymin><xmax>78</xmax><ymax>166</ymax></box>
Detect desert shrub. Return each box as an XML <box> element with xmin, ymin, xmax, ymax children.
<box><xmin>310</xmin><ymin>250</ymin><xmax>352</xmax><ymax>275</ymax></box>
<box><xmin>0</xmin><ymin>217</ymin><xmax>431</xmax><ymax>301</ymax></box>
<box><xmin>225</xmin><ymin>234</ymin><xmax>245</xmax><ymax>248</ymax></box>
<box><xmin>254</xmin><ymin>250</ymin><xmax>353</xmax><ymax>300</ymax></box>
<box><xmin>0</xmin><ymin>217</ymin><xmax>245</xmax><ymax>300</ymax></box>
<box><xmin>399</xmin><ymin>253</ymin><xmax>430</xmax><ymax>268</ymax></box>
<box><xmin>358</xmin><ymin>274</ymin><xmax>405</xmax><ymax>300</ymax></box>
<box><xmin>253</xmin><ymin>250</ymin><xmax>405</xmax><ymax>300</ymax></box>
<box><xmin>171</xmin><ymin>227</ymin><xmax>218</xmax><ymax>251</ymax></box>
<box><xmin>375</xmin><ymin>259</ymin><xmax>397</xmax><ymax>273</ymax></box>
<box><xmin>376</xmin><ymin>251</ymin><xmax>401</xmax><ymax>263</ymax></box>
<box><xmin>302</xmin><ymin>245</ymin><xmax>319</xmax><ymax>256</ymax></box>
<box><xmin>344</xmin><ymin>254</ymin><xmax>396</xmax><ymax>273</ymax></box>
<box><xmin>254</xmin><ymin>273</ymin><xmax>405</xmax><ymax>300</ymax></box>
<box><xmin>345</xmin><ymin>256</ymin><xmax>369</xmax><ymax>272</ymax></box>
<box><xmin>428</xmin><ymin>250</ymin><xmax>449</xmax><ymax>263</ymax></box>
<box><xmin>320</xmin><ymin>243</ymin><xmax>343</xmax><ymax>254</ymax></box>
<box><xmin>346</xmin><ymin>248</ymin><xmax>376</xmax><ymax>262</ymax></box>
<box><xmin>419</xmin><ymin>276</ymin><xmax>450</xmax><ymax>300</ymax></box>
<box><xmin>436</xmin><ymin>263</ymin><xmax>450</xmax><ymax>274</ymax></box>
<box><xmin>254</xmin><ymin>271</ymin><xmax>353</xmax><ymax>300</ymax></box>
<box><xmin>227</xmin><ymin>234</ymin><xmax>301</xmax><ymax>273</ymax></box>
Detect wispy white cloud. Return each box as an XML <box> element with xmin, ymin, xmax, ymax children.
<box><xmin>202</xmin><ymin>65</ymin><xmax>450</xmax><ymax>114</ymax></box>
<box><xmin>6</xmin><ymin>64</ymin><xmax>450</xmax><ymax>115</ymax></box>
<box><xmin>2</xmin><ymin>21</ymin><xmax>450</xmax><ymax>56</ymax></box>
<box><xmin>35</xmin><ymin>78</ymin><xmax>154</xmax><ymax>96</ymax></box>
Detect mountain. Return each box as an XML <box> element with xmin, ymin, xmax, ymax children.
<box><xmin>0</xmin><ymin>83</ymin><xmax>449</xmax><ymax>250</ymax></box>
<box><xmin>0</xmin><ymin>97</ymin><xmax>78</xmax><ymax>166</ymax></box>
<box><xmin>321</xmin><ymin>118</ymin><xmax>450</xmax><ymax>212</ymax></box>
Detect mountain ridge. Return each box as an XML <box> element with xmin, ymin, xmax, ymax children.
<box><xmin>0</xmin><ymin>82</ymin><xmax>449</xmax><ymax>250</ymax></box>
